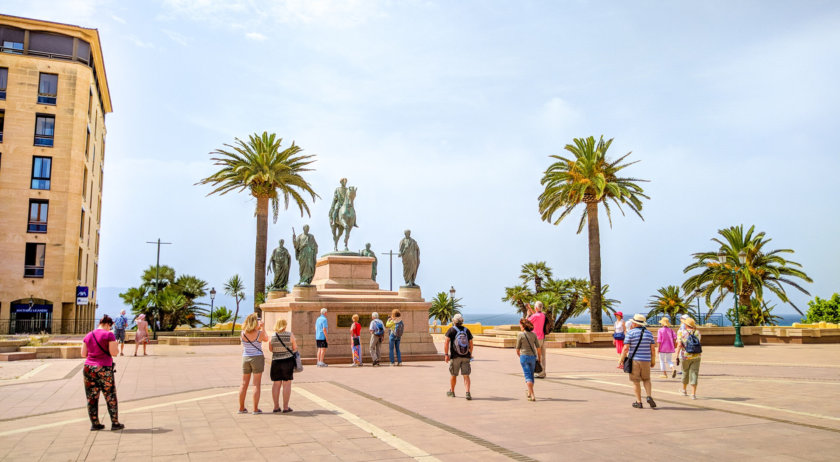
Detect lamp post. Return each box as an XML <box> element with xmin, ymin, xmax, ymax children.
<box><xmin>209</xmin><ymin>287</ymin><xmax>216</xmax><ymax>327</ymax></box>
<box><xmin>449</xmin><ymin>286</ymin><xmax>456</xmax><ymax>322</ymax></box>
<box><xmin>694</xmin><ymin>288</ymin><xmax>703</xmax><ymax>326</ymax></box>
<box><xmin>718</xmin><ymin>248</ymin><xmax>747</xmax><ymax>348</ymax></box>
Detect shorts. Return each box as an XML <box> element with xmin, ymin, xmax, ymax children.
<box><xmin>448</xmin><ymin>356</ymin><xmax>471</xmax><ymax>376</ymax></box>
<box><xmin>114</xmin><ymin>329</ymin><xmax>126</xmax><ymax>343</ymax></box>
<box><xmin>316</xmin><ymin>339</ymin><xmax>328</xmax><ymax>349</ymax></box>
<box><xmin>270</xmin><ymin>356</ymin><xmax>295</xmax><ymax>381</ymax></box>
<box><xmin>535</xmin><ymin>338</ymin><xmax>545</xmax><ymax>349</ymax></box>
<box><xmin>682</xmin><ymin>356</ymin><xmax>701</xmax><ymax>386</ymax></box>
<box><xmin>629</xmin><ymin>360</ymin><xmax>651</xmax><ymax>383</ymax></box>
<box><xmin>519</xmin><ymin>354</ymin><xmax>536</xmax><ymax>383</ymax></box>
<box><xmin>242</xmin><ymin>355</ymin><xmax>265</xmax><ymax>374</ymax></box>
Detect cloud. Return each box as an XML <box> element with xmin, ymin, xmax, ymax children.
<box><xmin>111</xmin><ymin>14</ymin><xmax>126</xmax><ymax>24</ymax></box>
<box><xmin>124</xmin><ymin>35</ymin><xmax>154</xmax><ymax>48</ymax></box>
<box><xmin>163</xmin><ymin>29</ymin><xmax>191</xmax><ymax>46</ymax></box>
<box><xmin>160</xmin><ymin>0</ymin><xmax>386</xmax><ymax>28</ymax></box>
<box><xmin>245</xmin><ymin>32</ymin><xmax>267</xmax><ymax>41</ymax></box>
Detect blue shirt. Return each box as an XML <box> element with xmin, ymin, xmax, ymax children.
<box><xmin>114</xmin><ymin>315</ymin><xmax>127</xmax><ymax>330</ymax></box>
<box><xmin>625</xmin><ymin>327</ymin><xmax>655</xmax><ymax>362</ymax></box>
<box><xmin>315</xmin><ymin>315</ymin><xmax>328</xmax><ymax>340</ymax></box>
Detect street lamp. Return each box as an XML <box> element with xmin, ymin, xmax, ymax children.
<box><xmin>209</xmin><ymin>287</ymin><xmax>216</xmax><ymax>328</ymax></box>
<box><xmin>694</xmin><ymin>288</ymin><xmax>703</xmax><ymax>325</ymax></box>
<box><xmin>718</xmin><ymin>248</ymin><xmax>748</xmax><ymax>348</ymax></box>
<box><xmin>449</xmin><ymin>286</ymin><xmax>456</xmax><ymax>323</ymax></box>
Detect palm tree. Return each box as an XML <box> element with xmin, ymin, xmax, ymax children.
<box><xmin>224</xmin><ymin>274</ymin><xmax>246</xmax><ymax>333</ymax></box>
<box><xmin>119</xmin><ymin>286</ymin><xmax>152</xmax><ymax>327</ymax></box>
<box><xmin>538</xmin><ymin>136</ymin><xmax>648</xmax><ymax>332</ymax></box>
<box><xmin>428</xmin><ymin>292</ymin><xmax>463</xmax><ymax>324</ymax></box>
<box><xmin>197</xmin><ymin>132</ymin><xmax>319</xmax><ymax>314</ymax></box>
<box><xmin>541</xmin><ymin>277</ymin><xmax>589</xmax><ymax>332</ymax></box>
<box><xmin>646</xmin><ymin>285</ymin><xmax>690</xmax><ymax>320</ymax></box>
<box><xmin>157</xmin><ymin>289</ymin><xmax>189</xmax><ymax>330</ymax></box>
<box><xmin>502</xmin><ymin>284</ymin><xmax>534</xmax><ymax>316</ymax></box>
<box><xmin>519</xmin><ymin>262</ymin><xmax>553</xmax><ymax>293</ymax></box>
<box><xmin>683</xmin><ymin>225</ymin><xmax>813</xmax><ymax>315</ymax></box>
<box><xmin>212</xmin><ymin>306</ymin><xmax>234</xmax><ymax>324</ymax></box>
<box><xmin>580</xmin><ymin>283</ymin><xmax>620</xmax><ymax>322</ymax></box>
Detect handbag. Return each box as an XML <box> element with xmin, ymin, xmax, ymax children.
<box><xmin>523</xmin><ymin>332</ymin><xmax>543</xmax><ymax>374</ymax></box>
<box><xmin>276</xmin><ymin>333</ymin><xmax>303</xmax><ymax>373</ymax></box>
<box><xmin>613</xmin><ymin>332</ymin><xmax>625</xmax><ymax>341</ymax></box>
<box><xmin>623</xmin><ymin>328</ymin><xmax>646</xmax><ymax>373</ymax></box>
<box><xmin>352</xmin><ymin>337</ymin><xmax>361</xmax><ymax>347</ymax></box>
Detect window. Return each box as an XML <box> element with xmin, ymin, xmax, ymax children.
<box><xmin>2</xmin><ymin>41</ymin><xmax>23</xmax><ymax>54</ymax></box>
<box><xmin>0</xmin><ymin>110</ymin><xmax>4</xmax><ymax>143</ymax></box>
<box><xmin>24</xmin><ymin>243</ymin><xmax>46</xmax><ymax>278</ymax></box>
<box><xmin>31</xmin><ymin>156</ymin><xmax>52</xmax><ymax>190</ymax></box>
<box><xmin>79</xmin><ymin>209</ymin><xmax>85</xmax><ymax>239</ymax></box>
<box><xmin>77</xmin><ymin>248</ymin><xmax>83</xmax><ymax>279</ymax></box>
<box><xmin>0</xmin><ymin>67</ymin><xmax>6</xmax><ymax>99</ymax></box>
<box><xmin>87</xmin><ymin>90</ymin><xmax>92</xmax><ymax>118</ymax></box>
<box><xmin>28</xmin><ymin>200</ymin><xmax>49</xmax><ymax>233</ymax></box>
<box><xmin>84</xmin><ymin>128</ymin><xmax>90</xmax><ymax>158</ymax></box>
<box><xmin>34</xmin><ymin>115</ymin><xmax>55</xmax><ymax>147</ymax></box>
<box><xmin>82</xmin><ymin>168</ymin><xmax>88</xmax><ymax>200</ymax></box>
<box><xmin>37</xmin><ymin>74</ymin><xmax>58</xmax><ymax>105</ymax></box>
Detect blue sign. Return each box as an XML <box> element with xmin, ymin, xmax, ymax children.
<box><xmin>76</xmin><ymin>286</ymin><xmax>89</xmax><ymax>305</ymax></box>
<box><xmin>12</xmin><ymin>303</ymin><xmax>52</xmax><ymax>314</ymax></box>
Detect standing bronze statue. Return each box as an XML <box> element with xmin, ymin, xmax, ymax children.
<box><xmin>293</xmin><ymin>225</ymin><xmax>318</xmax><ymax>285</ymax></box>
<box><xmin>399</xmin><ymin>230</ymin><xmax>420</xmax><ymax>287</ymax></box>
<box><xmin>267</xmin><ymin>239</ymin><xmax>291</xmax><ymax>291</ymax></box>
<box><xmin>360</xmin><ymin>243</ymin><xmax>378</xmax><ymax>281</ymax></box>
<box><xmin>329</xmin><ymin>178</ymin><xmax>359</xmax><ymax>252</ymax></box>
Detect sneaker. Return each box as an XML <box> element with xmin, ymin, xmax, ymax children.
<box><xmin>238</xmin><ymin>409</ymin><xmax>248</xmax><ymax>414</ymax></box>
<box><xmin>646</xmin><ymin>396</ymin><xmax>657</xmax><ymax>408</ymax></box>
<box><xmin>465</xmin><ymin>392</ymin><xmax>472</xmax><ymax>401</ymax></box>
<box><xmin>110</xmin><ymin>423</ymin><xmax>125</xmax><ymax>431</ymax></box>
<box><xmin>273</xmin><ymin>408</ymin><xmax>282</xmax><ymax>413</ymax></box>
<box><xmin>90</xmin><ymin>423</ymin><xmax>105</xmax><ymax>431</ymax></box>
<box><xmin>390</xmin><ymin>363</ymin><xmax>395</xmax><ymax>366</ymax></box>
<box><xmin>397</xmin><ymin>362</ymin><xmax>402</xmax><ymax>366</ymax></box>
<box><xmin>691</xmin><ymin>395</ymin><xmax>697</xmax><ymax>400</ymax></box>
<box><xmin>632</xmin><ymin>402</ymin><xmax>643</xmax><ymax>409</ymax></box>
<box><xmin>446</xmin><ymin>390</ymin><xmax>455</xmax><ymax>398</ymax></box>
<box><xmin>680</xmin><ymin>390</ymin><xmax>688</xmax><ymax>396</ymax></box>
<box><xmin>253</xmin><ymin>409</ymin><xmax>263</xmax><ymax>415</ymax></box>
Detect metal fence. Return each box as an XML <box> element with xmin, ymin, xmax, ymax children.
<box><xmin>648</xmin><ymin>313</ymin><xmax>726</xmax><ymax>327</ymax></box>
<box><xmin>0</xmin><ymin>318</ymin><xmax>97</xmax><ymax>335</ymax></box>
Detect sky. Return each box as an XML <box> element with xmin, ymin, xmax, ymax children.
<box><xmin>6</xmin><ymin>0</ymin><xmax>840</xmax><ymax>319</ymax></box>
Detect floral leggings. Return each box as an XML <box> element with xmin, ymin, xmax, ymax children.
<box><xmin>83</xmin><ymin>365</ymin><xmax>119</xmax><ymax>425</ymax></box>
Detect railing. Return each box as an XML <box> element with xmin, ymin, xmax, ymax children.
<box><xmin>0</xmin><ymin>318</ymin><xmax>98</xmax><ymax>335</ymax></box>
<box><xmin>27</xmin><ymin>221</ymin><xmax>47</xmax><ymax>233</ymax></box>
<box><xmin>34</xmin><ymin>135</ymin><xmax>54</xmax><ymax>147</ymax></box>
<box><xmin>648</xmin><ymin>313</ymin><xmax>726</xmax><ymax>327</ymax></box>
<box><xmin>23</xmin><ymin>265</ymin><xmax>44</xmax><ymax>277</ymax></box>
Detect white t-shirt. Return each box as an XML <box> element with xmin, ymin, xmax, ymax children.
<box><xmin>625</xmin><ymin>320</ymin><xmax>634</xmax><ymax>332</ymax></box>
<box><xmin>614</xmin><ymin>320</ymin><xmax>625</xmax><ymax>334</ymax></box>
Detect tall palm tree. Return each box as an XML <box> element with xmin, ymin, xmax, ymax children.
<box><xmin>683</xmin><ymin>225</ymin><xmax>813</xmax><ymax>315</ymax></box>
<box><xmin>197</xmin><ymin>132</ymin><xmax>319</xmax><ymax>314</ymax></box>
<box><xmin>502</xmin><ymin>284</ymin><xmax>534</xmax><ymax>316</ymax></box>
<box><xmin>519</xmin><ymin>262</ymin><xmax>553</xmax><ymax>293</ymax></box>
<box><xmin>224</xmin><ymin>274</ymin><xmax>246</xmax><ymax>333</ymax></box>
<box><xmin>429</xmin><ymin>292</ymin><xmax>463</xmax><ymax>324</ymax></box>
<box><xmin>538</xmin><ymin>136</ymin><xmax>648</xmax><ymax>332</ymax></box>
<box><xmin>646</xmin><ymin>285</ymin><xmax>690</xmax><ymax>320</ymax></box>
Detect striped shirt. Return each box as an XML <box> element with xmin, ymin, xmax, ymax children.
<box><xmin>241</xmin><ymin>331</ymin><xmax>264</xmax><ymax>357</ymax></box>
<box><xmin>625</xmin><ymin>327</ymin><xmax>655</xmax><ymax>362</ymax></box>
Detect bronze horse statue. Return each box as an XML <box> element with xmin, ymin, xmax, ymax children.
<box><xmin>331</xmin><ymin>186</ymin><xmax>358</xmax><ymax>251</ymax></box>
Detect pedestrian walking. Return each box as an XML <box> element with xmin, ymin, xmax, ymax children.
<box><xmin>315</xmin><ymin>308</ymin><xmax>329</xmax><ymax>367</ymax></box>
<box><xmin>81</xmin><ymin>315</ymin><xmax>124</xmax><ymax>431</ymax></box>
<box><xmin>674</xmin><ymin>317</ymin><xmax>702</xmax><ymax>399</ymax></box>
<box><xmin>656</xmin><ymin>317</ymin><xmax>677</xmax><ymax>378</ymax></box>
<box><xmin>526</xmin><ymin>301</ymin><xmax>548</xmax><ymax>378</ymax></box>
<box><xmin>444</xmin><ymin>314</ymin><xmax>474</xmax><ymax>400</ymax></box>
<box><xmin>387</xmin><ymin>309</ymin><xmax>405</xmax><ymax>366</ymax></box>
<box><xmin>350</xmin><ymin>314</ymin><xmax>363</xmax><ymax>366</ymax></box>
<box><xmin>676</xmin><ymin>313</ymin><xmax>690</xmax><ymax>372</ymax></box>
<box><xmin>238</xmin><ymin>313</ymin><xmax>268</xmax><ymax>414</ymax></box>
<box><xmin>113</xmin><ymin>310</ymin><xmax>128</xmax><ymax>356</ymax></box>
<box><xmin>619</xmin><ymin>314</ymin><xmax>657</xmax><ymax>409</ymax></box>
<box><xmin>369</xmin><ymin>312</ymin><xmax>385</xmax><ymax>366</ymax></box>
<box><xmin>613</xmin><ymin>311</ymin><xmax>626</xmax><ymax>368</ymax></box>
<box><xmin>133</xmin><ymin>314</ymin><xmax>149</xmax><ymax>356</ymax></box>
<box><xmin>269</xmin><ymin>318</ymin><xmax>297</xmax><ymax>413</ymax></box>
<box><xmin>516</xmin><ymin>318</ymin><xmax>540</xmax><ymax>401</ymax></box>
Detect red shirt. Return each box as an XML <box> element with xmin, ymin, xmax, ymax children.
<box><xmin>351</xmin><ymin>322</ymin><xmax>361</xmax><ymax>337</ymax></box>
<box><xmin>528</xmin><ymin>312</ymin><xmax>547</xmax><ymax>340</ymax></box>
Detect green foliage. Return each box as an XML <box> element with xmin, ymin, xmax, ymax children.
<box><xmin>212</xmin><ymin>306</ymin><xmax>234</xmax><ymax>324</ymax></box>
<box><xmin>683</xmin><ymin>225</ymin><xmax>813</xmax><ymax>315</ymax></box>
<box><xmin>120</xmin><ymin>266</ymin><xmax>209</xmax><ymax>331</ymax></box>
<box><xmin>646</xmin><ymin>285</ymin><xmax>690</xmax><ymax>319</ymax></box>
<box><xmin>502</xmin><ymin>284</ymin><xmax>534</xmax><ymax>317</ymax></box>
<box><xmin>224</xmin><ymin>274</ymin><xmax>246</xmax><ymax>333</ymax></box>
<box><xmin>726</xmin><ymin>299</ymin><xmax>782</xmax><ymax>326</ymax></box>
<box><xmin>804</xmin><ymin>294</ymin><xmax>840</xmax><ymax>324</ymax></box>
<box><xmin>519</xmin><ymin>262</ymin><xmax>552</xmax><ymax>293</ymax></box>
<box><xmin>429</xmin><ymin>292</ymin><xmax>463</xmax><ymax>324</ymax></box>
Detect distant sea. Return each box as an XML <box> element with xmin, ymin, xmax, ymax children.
<box><xmin>452</xmin><ymin>312</ymin><xmax>806</xmax><ymax>327</ymax></box>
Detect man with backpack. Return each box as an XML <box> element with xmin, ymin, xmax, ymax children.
<box><xmin>526</xmin><ymin>301</ymin><xmax>549</xmax><ymax>378</ymax></box>
<box><xmin>619</xmin><ymin>314</ymin><xmax>657</xmax><ymax>409</ymax></box>
<box><xmin>369</xmin><ymin>312</ymin><xmax>385</xmax><ymax>366</ymax></box>
<box><xmin>113</xmin><ymin>310</ymin><xmax>128</xmax><ymax>356</ymax></box>
<box><xmin>444</xmin><ymin>314</ymin><xmax>474</xmax><ymax>400</ymax></box>
<box><xmin>674</xmin><ymin>316</ymin><xmax>702</xmax><ymax>400</ymax></box>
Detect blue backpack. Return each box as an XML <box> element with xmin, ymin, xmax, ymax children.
<box><xmin>685</xmin><ymin>331</ymin><xmax>702</xmax><ymax>354</ymax></box>
<box><xmin>373</xmin><ymin>320</ymin><xmax>384</xmax><ymax>336</ymax></box>
<box><xmin>454</xmin><ymin>327</ymin><xmax>470</xmax><ymax>356</ymax></box>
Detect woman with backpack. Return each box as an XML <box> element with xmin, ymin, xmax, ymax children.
<box><xmin>515</xmin><ymin>318</ymin><xmax>540</xmax><ymax>401</ymax></box>
<box><xmin>656</xmin><ymin>317</ymin><xmax>677</xmax><ymax>378</ymax></box>
<box><xmin>269</xmin><ymin>318</ymin><xmax>297</xmax><ymax>413</ymax></box>
<box><xmin>81</xmin><ymin>315</ymin><xmax>124</xmax><ymax>431</ymax></box>
<box><xmin>387</xmin><ymin>309</ymin><xmax>405</xmax><ymax>366</ymax></box>
<box><xmin>674</xmin><ymin>317</ymin><xmax>702</xmax><ymax>399</ymax></box>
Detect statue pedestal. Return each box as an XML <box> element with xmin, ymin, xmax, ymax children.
<box><xmin>261</xmin><ymin>256</ymin><xmax>441</xmax><ymax>365</ymax></box>
<box><xmin>267</xmin><ymin>290</ymin><xmax>287</xmax><ymax>300</ymax></box>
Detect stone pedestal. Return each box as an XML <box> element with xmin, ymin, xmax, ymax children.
<box><xmin>260</xmin><ymin>255</ymin><xmax>441</xmax><ymax>364</ymax></box>
<box><xmin>266</xmin><ymin>290</ymin><xmax>287</xmax><ymax>300</ymax></box>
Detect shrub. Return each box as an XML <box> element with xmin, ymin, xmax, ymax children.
<box><xmin>804</xmin><ymin>294</ymin><xmax>840</xmax><ymax>324</ymax></box>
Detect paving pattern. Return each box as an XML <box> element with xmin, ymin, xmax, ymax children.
<box><xmin>1</xmin><ymin>342</ymin><xmax>838</xmax><ymax>461</ymax></box>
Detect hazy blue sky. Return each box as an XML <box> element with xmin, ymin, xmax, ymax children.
<box><xmin>7</xmin><ymin>1</ymin><xmax>840</xmax><ymax>318</ymax></box>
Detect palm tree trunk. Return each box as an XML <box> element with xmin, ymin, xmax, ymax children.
<box><xmin>586</xmin><ymin>201</ymin><xmax>603</xmax><ymax>332</ymax></box>
<box><xmin>254</xmin><ymin>196</ymin><xmax>269</xmax><ymax>316</ymax></box>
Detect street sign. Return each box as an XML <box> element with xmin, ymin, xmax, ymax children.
<box><xmin>76</xmin><ymin>286</ymin><xmax>89</xmax><ymax>305</ymax></box>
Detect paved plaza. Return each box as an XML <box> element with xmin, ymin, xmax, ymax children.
<box><xmin>1</xmin><ymin>342</ymin><xmax>839</xmax><ymax>461</ymax></box>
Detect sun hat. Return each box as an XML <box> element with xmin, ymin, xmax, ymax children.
<box><xmin>684</xmin><ymin>317</ymin><xmax>697</xmax><ymax>328</ymax></box>
<box><xmin>659</xmin><ymin>317</ymin><xmax>671</xmax><ymax>326</ymax></box>
<box><xmin>680</xmin><ymin>314</ymin><xmax>690</xmax><ymax>321</ymax></box>
<box><xmin>615</xmin><ymin>311</ymin><xmax>623</xmax><ymax>318</ymax></box>
<box><xmin>631</xmin><ymin>314</ymin><xmax>647</xmax><ymax>326</ymax></box>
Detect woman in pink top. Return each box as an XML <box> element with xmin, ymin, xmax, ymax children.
<box><xmin>81</xmin><ymin>315</ymin><xmax>124</xmax><ymax>431</ymax></box>
<box><xmin>134</xmin><ymin>314</ymin><xmax>149</xmax><ymax>356</ymax></box>
<box><xmin>656</xmin><ymin>317</ymin><xmax>677</xmax><ymax>378</ymax></box>
<box><xmin>526</xmin><ymin>301</ymin><xmax>547</xmax><ymax>379</ymax></box>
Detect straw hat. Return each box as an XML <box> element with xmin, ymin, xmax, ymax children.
<box><xmin>684</xmin><ymin>317</ymin><xmax>697</xmax><ymax>328</ymax></box>
<box><xmin>659</xmin><ymin>317</ymin><xmax>671</xmax><ymax>326</ymax></box>
<box><xmin>631</xmin><ymin>313</ymin><xmax>647</xmax><ymax>326</ymax></box>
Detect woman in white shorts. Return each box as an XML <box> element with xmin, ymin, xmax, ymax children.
<box><xmin>656</xmin><ymin>317</ymin><xmax>677</xmax><ymax>378</ymax></box>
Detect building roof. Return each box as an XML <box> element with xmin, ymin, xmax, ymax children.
<box><xmin>0</xmin><ymin>14</ymin><xmax>113</xmax><ymax>113</ymax></box>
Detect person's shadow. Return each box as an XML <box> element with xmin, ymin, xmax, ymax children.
<box><xmin>117</xmin><ymin>427</ymin><xmax>173</xmax><ymax>434</ymax></box>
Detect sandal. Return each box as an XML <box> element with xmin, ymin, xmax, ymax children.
<box><xmin>253</xmin><ymin>409</ymin><xmax>263</xmax><ymax>415</ymax></box>
<box><xmin>672</xmin><ymin>369</ymin><xmax>677</xmax><ymax>378</ymax></box>
<box><xmin>632</xmin><ymin>401</ymin><xmax>643</xmax><ymax>409</ymax></box>
<box><xmin>272</xmin><ymin>408</ymin><xmax>282</xmax><ymax>413</ymax></box>
<box><xmin>527</xmin><ymin>395</ymin><xmax>536</xmax><ymax>402</ymax></box>
<box><xmin>282</xmin><ymin>408</ymin><xmax>293</xmax><ymax>413</ymax></box>
<box><xmin>238</xmin><ymin>409</ymin><xmax>248</xmax><ymax>414</ymax></box>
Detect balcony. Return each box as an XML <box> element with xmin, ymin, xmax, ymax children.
<box><xmin>34</xmin><ymin>135</ymin><xmax>54</xmax><ymax>147</ymax></box>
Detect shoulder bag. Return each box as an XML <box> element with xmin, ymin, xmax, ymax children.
<box><xmin>523</xmin><ymin>332</ymin><xmax>543</xmax><ymax>374</ymax></box>
<box><xmin>91</xmin><ymin>331</ymin><xmax>117</xmax><ymax>373</ymax></box>
<box><xmin>623</xmin><ymin>328</ymin><xmax>646</xmax><ymax>374</ymax></box>
<box><xmin>276</xmin><ymin>333</ymin><xmax>303</xmax><ymax>372</ymax></box>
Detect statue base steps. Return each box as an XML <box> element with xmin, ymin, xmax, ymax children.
<box><xmin>261</xmin><ymin>255</ymin><xmax>441</xmax><ymax>362</ymax></box>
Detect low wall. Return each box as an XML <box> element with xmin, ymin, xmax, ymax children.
<box><xmin>19</xmin><ymin>345</ymin><xmax>82</xmax><ymax>359</ymax></box>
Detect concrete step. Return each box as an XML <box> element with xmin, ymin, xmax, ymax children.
<box><xmin>0</xmin><ymin>352</ymin><xmax>37</xmax><ymax>361</ymax></box>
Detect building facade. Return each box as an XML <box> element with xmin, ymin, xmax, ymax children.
<box><xmin>0</xmin><ymin>15</ymin><xmax>112</xmax><ymax>334</ymax></box>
